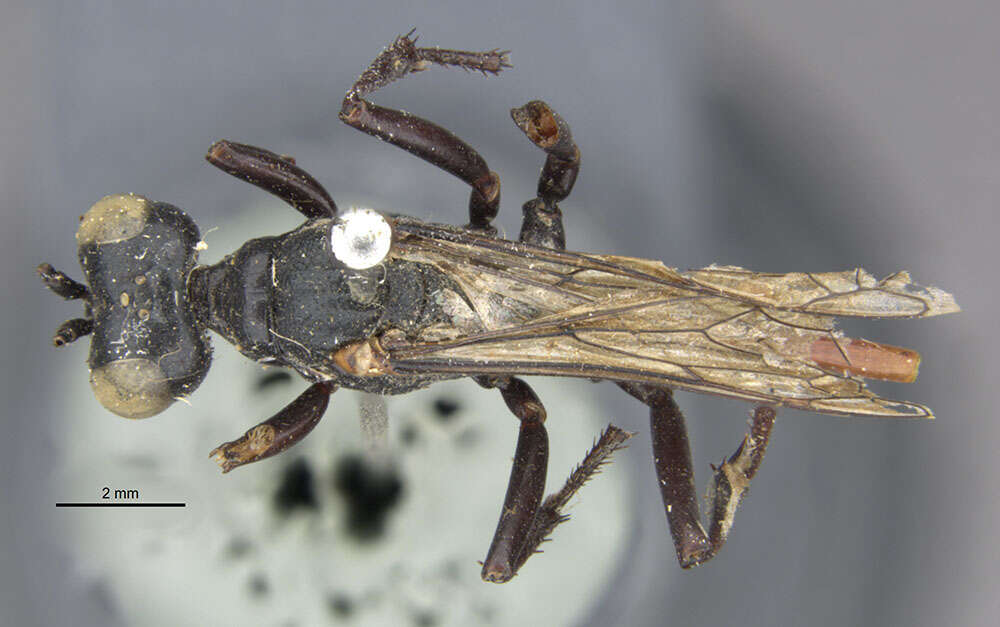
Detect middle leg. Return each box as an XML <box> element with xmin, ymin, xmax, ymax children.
<box><xmin>477</xmin><ymin>376</ymin><xmax>550</xmax><ymax>582</ymax></box>
<box><xmin>477</xmin><ymin>376</ymin><xmax>633</xmax><ymax>582</ymax></box>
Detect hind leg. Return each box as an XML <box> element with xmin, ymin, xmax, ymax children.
<box><xmin>621</xmin><ymin>382</ymin><xmax>777</xmax><ymax>567</ymax></box>
<box><xmin>510</xmin><ymin>101</ymin><xmax>580</xmax><ymax>250</ymax></box>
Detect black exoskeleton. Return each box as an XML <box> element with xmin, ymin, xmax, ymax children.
<box><xmin>38</xmin><ymin>32</ymin><xmax>957</xmax><ymax>584</ymax></box>
<box><xmin>40</xmin><ymin>196</ymin><xmax>211</xmax><ymax>419</ymax></box>
<box><xmin>187</xmin><ymin>217</ymin><xmax>461</xmax><ymax>395</ymax></box>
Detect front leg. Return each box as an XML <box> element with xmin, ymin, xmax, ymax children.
<box><xmin>210</xmin><ymin>381</ymin><xmax>336</xmax><ymax>472</ymax></box>
<box><xmin>205</xmin><ymin>140</ymin><xmax>338</xmax><ymax>219</ymax></box>
<box><xmin>339</xmin><ymin>32</ymin><xmax>508</xmax><ymax>231</ymax></box>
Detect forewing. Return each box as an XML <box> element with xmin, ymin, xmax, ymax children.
<box><xmin>684</xmin><ymin>266</ymin><xmax>959</xmax><ymax>319</ymax></box>
<box><xmin>387</xmin><ymin>220</ymin><xmax>957</xmax><ymax>418</ymax></box>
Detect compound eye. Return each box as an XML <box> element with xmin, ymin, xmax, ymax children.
<box><xmin>77</xmin><ymin>194</ymin><xmax>151</xmax><ymax>246</ymax></box>
<box><xmin>330</xmin><ymin>208</ymin><xmax>392</xmax><ymax>270</ymax></box>
<box><xmin>89</xmin><ymin>358</ymin><xmax>174</xmax><ymax>419</ymax></box>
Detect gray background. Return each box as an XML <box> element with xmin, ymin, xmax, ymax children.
<box><xmin>2</xmin><ymin>1</ymin><xmax>996</xmax><ymax>626</ymax></box>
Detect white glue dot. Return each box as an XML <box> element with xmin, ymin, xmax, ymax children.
<box><xmin>330</xmin><ymin>208</ymin><xmax>392</xmax><ymax>269</ymax></box>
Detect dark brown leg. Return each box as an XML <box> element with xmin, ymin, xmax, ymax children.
<box><xmin>339</xmin><ymin>32</ymin><xmax>509</xmax><ymax>231</ymax></box>
<box><xmin>510</xmin><ymin>101</ymin><xmax>581</xmax><ymax>250</ymax></box>
<box><xmin>620</xmin><ymin>383</ymin><xmax>710</xmax><ymax>566</ymax></box>
<box><xmin>478</xmin><ymin>376</ymin><xmax>549</xmax><ymax>582</ymax></box>
<box><xmin>478</xmin><ymin>376</ymin><xmax>633</xmax><ymax>582</ymax></box>
<box><xmin>511</xmin><ymin>425</ymin><xmax>634</xmax><ymax>576</ymax></box>
<box><xmin>210</xmin><ymin>381</ymin><xmax>336</xmax><ymax>473</ymax></box>
<box><xmin>620</xmin><ymin>382</ymin><xmax>776</xmax><ymax>568</ymax></box>
<box><xmin>205</xmin><ymin>140</ymin><xmax>338</xmax><ymax>219</ymax></box>
<box><xmin>482</xmin><ymin>409</ymin><xmax>548</xmax><ymax>582</ymax></box>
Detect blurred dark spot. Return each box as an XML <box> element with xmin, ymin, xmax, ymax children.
<box><xmin>87</xmin><ymin>579</ymin><xmax>118</xmax><ymax>617</ymax></box>
<box><xmin>442</xmin><ymin>559</ymin><xmax>461</xmax><ymax>582</ymax></box>
<box><xmin>454</xmin><ymin>426</ymin><xmax>480</xmax><ymax>448</ymax></box>
<box><xmin>432</xmin><ymin>397</ymin><xmax>461</xmax><ymax>421</ymax></box>
<box><xmin>333</xmin><ymin>453</ymin><xmax>403</xmax><ymax>540</ymax></box>
<box><xmin>400</xmin><ymin>422</ymin><xmax>419</xmax><ymax>446</ymax></box>
<box><xmin>248</xmin><ymin>572</ymin><xmax>270</xmax><ymax>597</ymax></box>
<box><xmin>274</xmin><ymin>458</ymin><xmax>318</xmax><ymax>514</ymax></box>
<box><xmin>225</xmin><ymin>537</ymin><xmax>253</xmax><ymax>559</ymax></box>
<box><xmin>327</xmin><ymin>593</ymin><xmax>354</xmax><ymax>619</ymax></box>
<box><xmin>388</xmin><ymin>562</ymin><xmax>407</xmax><ymax>581</ymax></box>
<box><xmin>413</xmin><ymin>611</ymin><xmax>439</xmax><ymax>627</ymax></box>
<box><xmin>141</xmin><ymin>538</ymin><xmax>164</xmax><ymax>555</ymax></box>
<box><xmin>115</xmin><ymin>454</ymin><xmax>159</xmax><ymax>469</ymax></box>
<box><xmin>474</xmin><ymin>602</ymin><xmax>497</xmax><ymax>623</ymax></box>
<box><xmin>256</xmin><ymin>369</ymin><xmax>293</xmax><ymax>391</ymax></box>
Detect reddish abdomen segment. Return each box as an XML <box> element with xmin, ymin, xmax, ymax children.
<box><xmin>810</xmin><ymin>337</ymin><xmax>921</xmax><ymax>383</ymax></box>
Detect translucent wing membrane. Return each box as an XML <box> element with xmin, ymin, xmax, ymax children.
<box><xmin>385</xmin><ymin>220</ymin><xmax>958</xmax><ymax>418</ymax></box>
<box><xmin>684</xmin><ymin>266</ymin><xmax>959</xmax><ymax>318</ymax></box>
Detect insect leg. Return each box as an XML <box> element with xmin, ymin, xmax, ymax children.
<box><xmin>620</xmin><ymin>383</ymin><xmax>712</xmax><ymax>566</ymax></box>
<box><xmin>339</xmin><ymin>32</ymin><xmax>509</xmax><ymax>231</ymax></box>
<box><xmin>508</xmin><ymin>425</ymin><xmax>633</xmax><ymax>577</ymax></box>
<box><xmin>210</xmin><ymin>381</ymin><xmax>336</xmax><ymax>473</ymax></box>
<box><xmin>621</xmin><ymin>383</ymin><xmax>777</xmax><ymax>567</ymax></box>
<box><xmin>705</xmin><ymin>405</ymin><xmax>776</xmax><ymax>558</ymax></box>
<box><xmin>477</xmin><ymin>376</ymin><xmax>549</xmax><ymax>583</ymax></box>
<box><xmin>477</xmin><ymin>378</ymin><xmax>633</xmax><ymax>580</ymax></box>
<box><xmin>205</xmin><ymin>140</ymin><xmax>338</xmax><ymax>219</ymax></box>
<box><xmin>510</xmin><ymin>101</ymin><xmax>580</xmax><ymax>249</ymax></box>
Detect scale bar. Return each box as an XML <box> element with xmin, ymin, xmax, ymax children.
<box><xmin>56</xmin><ymin>503</ymin><xmax>186</xmax><ymax>508</ymax></box>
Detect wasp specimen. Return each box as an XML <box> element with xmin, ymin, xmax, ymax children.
<box><xmin>38</xmin><ymin>32</ymin><xmax>959</xmax><ymax>582</ymax></box>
